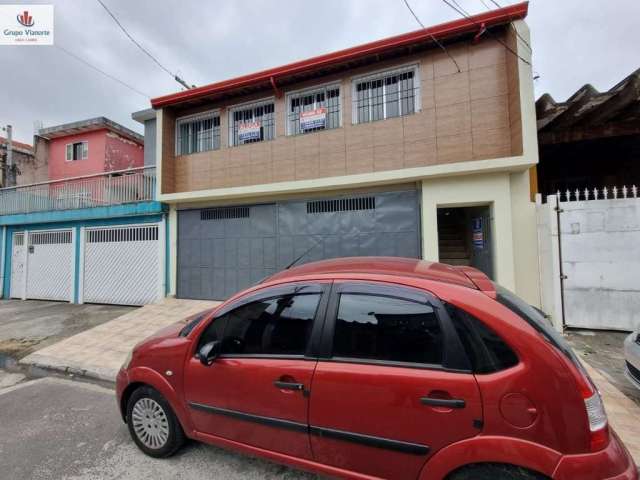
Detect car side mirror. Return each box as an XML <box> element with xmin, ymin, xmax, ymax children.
<box><xmin>198</xmin><ymin>340</ymin><xmax>222</xmax><ymax>366</ymax></box>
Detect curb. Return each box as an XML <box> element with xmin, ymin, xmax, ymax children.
<box><xmin>18</xmin><ymin>354</ymin><xmax>117</xmax><ymax>386</ymax></box>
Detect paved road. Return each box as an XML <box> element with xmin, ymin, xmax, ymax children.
<box><xmin>0</xmin><ymin>377</ymin><xmax>316</xmax><ymax>480</ymax></box>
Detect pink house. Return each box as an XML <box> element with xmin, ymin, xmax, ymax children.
<box><xmin>38</xmin><ymin>117</ymin><xmax>144</xmax><ymax>181</ymax></box>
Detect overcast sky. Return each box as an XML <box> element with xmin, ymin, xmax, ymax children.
<box><xmin>1</xmin><ymin>0</ymin><xmax>639</xmax><ymax>143</ymax></box>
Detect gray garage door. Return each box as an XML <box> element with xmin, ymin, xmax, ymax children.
<box><xmin>177</xmin><ymin>190</ymin><xmax>420</xmax><ymax>300</ymax></box>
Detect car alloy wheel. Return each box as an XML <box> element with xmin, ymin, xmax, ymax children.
<box><xmin>131</xmin><ymin>397</ymin><xmax>170</xmax><ymax>449</ymax></box>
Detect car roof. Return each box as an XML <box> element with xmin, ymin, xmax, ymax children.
<box><xmin>266</xmin><ymin>256</ymin><xmax>480</xmax><ymax>290</ymax></box>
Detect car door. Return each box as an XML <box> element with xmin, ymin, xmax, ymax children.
<box><xmin>184</xmin><ymin>282</ymin><xmax>329</xmax><ymax>460</ymax></box>
<box><xmin>308</xmin><ymin>281</ymin><xmax>483</xmax><ymax>480</ymax></box>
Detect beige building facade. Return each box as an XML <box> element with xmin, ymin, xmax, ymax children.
<box><xmin>152</xmin><ymin>5</ymin><xmax>540</xmax><ymax>305</ymax></box>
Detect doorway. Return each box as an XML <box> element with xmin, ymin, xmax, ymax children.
<box><xmin>437</xmin><ymin>206</ymin><xmax>494</xmax><ymax>279</ymax></box>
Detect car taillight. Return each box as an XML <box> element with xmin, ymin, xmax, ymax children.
<box><xmin>569</xmin><ymin>359</ymin><xmax>610</xmax><ymax>452</ymax></box>
<box><xmin>584</xmin><ymin>391</ymin><xmax>609</xmax><ymax>451</ymax></box>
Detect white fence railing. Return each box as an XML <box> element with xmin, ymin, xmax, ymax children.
<box><xmin>556</xmin><ymin>185</ymin><xmax>638</xmax><ymax>202</ymax></box>
<box><xmin>0</xmin><ymin>166</ymin><xmax>156</xmax><ymax>215</ymax></box>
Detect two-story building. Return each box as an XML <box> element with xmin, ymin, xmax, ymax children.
<box><xmin>0</xmin><ymin>117</ymin><xmax>167</xmax><ymax>306</ymax></box>
<box><xmin>150</xmin><ymin>2</ymin><xmax>540</xmax><ymax>305</ymax></box>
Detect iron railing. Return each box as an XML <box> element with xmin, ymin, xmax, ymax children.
<box><xmin>0</xmin><ymin>166</ymin><xmax>156</xmax><ymax>215</ymax></box>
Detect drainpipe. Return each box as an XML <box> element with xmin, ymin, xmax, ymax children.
<box><xmin>555</xmin><ymin>194</ymin><xmax>567</xmax><ymax>329</ymax></box>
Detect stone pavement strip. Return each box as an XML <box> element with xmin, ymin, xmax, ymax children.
<box><xmin>20</xmin><ymin>298</ymin><xmax>219</xmax><ymax>382</ymax></box>
<box><xmin>583</xmin><ymin>362</ymin><xmax>640</xmax><ymax>464</ymax></box>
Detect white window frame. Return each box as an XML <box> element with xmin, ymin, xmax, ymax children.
<box><xmin>285</xmin><ymin>82</ymin><xmax>342</xmax><ymax>136</ymax></box>
<box><xmin>65</xmin><ymin>141</ymin><xmax>88</xmax><ymax>162</ymax></box>
<box><xmin>228</xmin><ymin>97</ymin><xmax>276</xmax><ymax>147</ymax></box>
<box><xmin>351</xmin><ymin>63</ymin><xmax>421</xmax><ymax>125</ymax></box>
<box><xmin>175</xmin><ymin>109</ymin><xmax>221</xmax><ymax>155</ymax></box>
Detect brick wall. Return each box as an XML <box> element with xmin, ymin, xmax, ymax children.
<box><xmin>161</xmin><ymin>32</ymin><xmax>523</xmax><ymax>195</ymax></box>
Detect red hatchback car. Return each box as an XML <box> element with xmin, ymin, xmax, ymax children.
<box><xmin>116</xmin><ymin>257</ymin><xmax>637</xmax><ymax>480</ymax></box>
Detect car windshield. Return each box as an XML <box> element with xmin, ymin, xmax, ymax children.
<box><xmin>494</xmin><ymin>284</ymin><xmax>578</xmax><ymax>364</ymax></box>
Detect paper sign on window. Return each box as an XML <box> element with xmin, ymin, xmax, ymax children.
<box><xmin>300</xmin><ymin>107</ymin><xmax>326</xmax><ymax>131</ymax></box>
<box><xmin>238</xmin><ymin>122</ymin><xmax>261</xmax><ymax>141</ymax></box>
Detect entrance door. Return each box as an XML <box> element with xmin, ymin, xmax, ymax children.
<box><xmin>26</xmin><ymin>230</ymin><xmax>74</xmax><ymax>301</ymax></box>
<box><xmin>184</xmin><ymin>283</ymin><xmax>328</xmax><ymax>460</ymax></box>
<box><xmin>10</xmin><ymin>232</ymin><xmax>25</xmax><ymax>299</ymax></box>
<box><xmin>437</xmin><ymin>206</ymin><xmax>493</xmax><ymax>279</ymax></box>
<box><xmin>309</xmin><ymin>282</ymin><xmax>482</xmax><ymax>480</ymax></box>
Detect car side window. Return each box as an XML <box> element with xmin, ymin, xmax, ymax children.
<box><xmin>218</xmin><ymin>293</ymin><xmax>321</xmax><ymax>356</ymax></box>
<box><xmin>197</xmin><ymin>315</ymin><xmax>228</xmax><ymax>350</ymax></box>
<box><xmin>446</xmin><ymin>303</ymin><xmax>518</xmax><ymax>373</ymax></box>
<box><xmin>333</xmin><ymin>293</ymin><xmax>444</xmax><ymax>365</ymax></box>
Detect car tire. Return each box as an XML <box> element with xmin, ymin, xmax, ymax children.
<box><xmin>126</xmin><ymin>386</ymin><xmax>185</xmax><ymax>458</ymax></box>
<box><xmin>447</xmin><ymin>463</ymin><xmax>549</xmax><ymax>480</ymax></box>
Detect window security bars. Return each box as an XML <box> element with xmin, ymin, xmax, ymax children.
<box><xmin>354</xmin><ymin>67</ymin><xmax>418</xmax><ymax>124</ymax></box>
<box><xmin>29</xmin><ymin>230</ymin><xmax>72</xmax><ymax>245</ymax></box>
<box><xmin>176</xmin><ymin>113</ymin><xmax>220</xmax><ymax>155</ymax></box>
<box><xmin>229</xmin><ymin>101</ymin><xmax>275</xmax><ymax>146</ymax></box>
<box><xmin>200</xmin><ymin>206</ymin><xmax>250</xmax><ymax>221</ymax></box>
<box><xmin>288</xmin><ymin>86</ymin><xmax>340</xmax><ymax>136</ymax></box>
<box><xmin>306</xmin><ymin>196</ymin><xmax>376</xmax><ymax>214</ymax></box>
<box><xmin>86</xmin><ymin>225</ymin><xmax>158</xmax><ymax>243</ymax></box>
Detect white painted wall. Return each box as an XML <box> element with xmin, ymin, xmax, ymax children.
<box><xmin>559</xmin><ymin>196</ymin><xmax>640</xmax><ymax>331</ymax></box>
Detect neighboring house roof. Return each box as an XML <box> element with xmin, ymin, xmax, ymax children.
<box><xmin>132</xmin><ymin>108</ymin><xmax>155</xmax><ymax>124</ymax></box>
<box><xmin>536</xmin><ymin>68</ymin><xmax>640</xmax><ymax>143</ymax></box>
<box><xmin>38</xmin><ymin>117</ymin><xmax>144</xmax><ymax>144</ymax></box>
<box><xmin>0</xmin><ymin>136</ymin><xmax>34</xmax><ymax>155</ymax></box>
<box><xmin>151</xmin><ymin>2</ymin><xmax>529</xmax><ymax>109</ymax></box>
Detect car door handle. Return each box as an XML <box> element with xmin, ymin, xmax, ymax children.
<box><xmin>273</xmin><ymin>380</ymin><xmax>305</xmax><ymax>391</ymax></box>
<box><xmin>420</xmin><ymin>396</ymin><xmax>466</xmax><ymax>409</ymax></box>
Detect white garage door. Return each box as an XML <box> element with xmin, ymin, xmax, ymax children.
<box><xmin>82</xmin><ymin>224</ymin><xmax>162</xmax><ymax>306</ymax></box>
<box><xmin>26</xmin><ymin>230</ymin><xmax>74</xmax><ymax>301</ymax></box>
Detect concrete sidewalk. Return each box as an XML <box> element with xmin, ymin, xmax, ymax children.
<box><xmin>21</xmin><ymin>298</ymin><xmax>219</xmax><ymax>382</ymax></box>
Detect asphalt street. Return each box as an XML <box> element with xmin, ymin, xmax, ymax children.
<box><xmin>0</xmin><ymin>376</ymin><xmax>317</xmax><ymax>480</ymax></box>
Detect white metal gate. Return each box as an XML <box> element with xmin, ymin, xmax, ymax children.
<box><xmin>26</xmin><ymin>230</ymin><xmax>74</xmax><ymax>301</ymax></box>
<box><xmin>82</xmin><ymin>224</ymin><xmax>162</xmax><ymax>306</ymax></box>
<box><xmin>10</xmin><ymin>232</ymin><xmax>25</xmax><ymax>299</ymax></box>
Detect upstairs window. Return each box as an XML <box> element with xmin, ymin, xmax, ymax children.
<box><xmin>66</xmin><ymin>141</ymin><xmax>88</xmax><ymax>161</ymax></box>
<box><xmin>229</xmin><ymin>99</ymin><xmax>275</xmax><ymax>146</ymax></box>
<box><xmin>287</xmin><ymin>84</ymin><xmax>340</xmax><ymax>136</ymax></box>
<box><xmin>176</xmin><ymin>112</ymin><xmax>220</xmax><ymax>155</ymax></box>
<box><xmin>352</xmin><ymin>65</ymin><xmax>420</xmax><ymax>124</ymax></box>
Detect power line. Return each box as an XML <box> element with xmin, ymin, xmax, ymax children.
<box><xmin>95</xmin><ymin>0</ymin><xmax>193</xmax><ymax>90</ymax></box>
<box><xmin>441</xmin><ymin>0</ymin><xmax>531</xmax><ymax>66</ymax></box>
<box><xmin>400</xmin><ymin>0</ymin><xmax>461</xmax><ymax>73</ymax></box>
<box><xmin>477</xmin><ymin>0</ymin><xmax>532</xmax><ymax>51</ymax></box>
<box><xmin>55</xmin><ymin>44</ymin><xmax>150</xmax><ymax>98</ymax></box>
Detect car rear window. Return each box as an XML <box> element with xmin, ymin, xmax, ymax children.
<box><xmin>495</xmin><ymin>284</ymin><xmax>578</xmax><ymax>365</ymax></box>
<box><xmin>446</xmin><ymin>303</ymin><xmax>518</xmax><ymax>373</ymax></box>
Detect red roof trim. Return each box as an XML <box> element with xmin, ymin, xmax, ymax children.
<box><xmin>151</xmin><ymin>2</ymin><xmax>528</xmax><ymax>108</ymax></box>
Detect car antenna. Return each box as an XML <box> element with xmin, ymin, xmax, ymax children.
<box><xmin>285</xmin><ymin>243</ymin><xmax>317</xmax><ymax>270</ymax></box>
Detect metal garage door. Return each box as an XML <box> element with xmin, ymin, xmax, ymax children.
<box><xmin>82</xmin><ymin>224</ymin><xmax>162</xmax><ymax>306</ymax></box>
<box><xmin>26</xmin><ymin>230</ymin><xmax>74</xmax><ymax>301</ymax></box>
<box><xmin>178</xmin><ymin>205</ymin><xmax>277</xmax><ymax>300</ymax></box>
<box><xmin>10</xmin><ymin>232</ymin><xmax>25</xmax><ymax>299</ymax></box>
<box><xmin>178</xmin><ymin>190</ymin><xmax>420</xmax><ymax>300</ymax></box>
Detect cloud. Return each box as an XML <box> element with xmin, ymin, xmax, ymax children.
<box><xmin>0</xmin><ymin>0</ymin><xmax>638</xmax><ymax>144</ymax></box>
